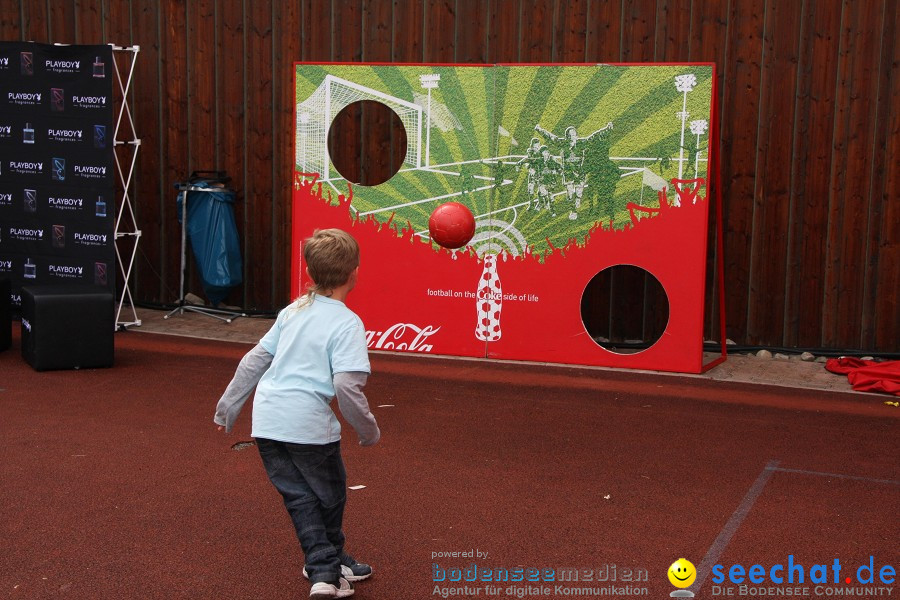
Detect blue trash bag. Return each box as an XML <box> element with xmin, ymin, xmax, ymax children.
<box><xmin>176</xmin><ymin>181</ymin><xmax>242</xmax><ymax>306</ymax></box>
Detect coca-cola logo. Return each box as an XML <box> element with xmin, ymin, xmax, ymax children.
<box><xmin>477</xmin><ymin>289</ymin><xmax>504</xmax><ymax>301</ymax></box>
<box><xmin>366</xmin><ymin>323</ymin><xmax>440</xmax><ymax>352</ymax></box>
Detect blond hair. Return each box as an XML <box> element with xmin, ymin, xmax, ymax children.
<box><xmin>294</xmin><ymin>228</ymin><xmax>359</xmax><ymax>309</ymax></box>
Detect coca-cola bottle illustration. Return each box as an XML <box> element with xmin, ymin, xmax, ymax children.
<box><xmin>475</xmin><ymin>254</ymin><xmax>502</xmax><ymax>341</ymax></box>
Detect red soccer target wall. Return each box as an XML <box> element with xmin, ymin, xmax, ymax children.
<box><xmin>291</xmin><ymin>63</ymin><xmax>724</xmax><ymax>373</ymax></box>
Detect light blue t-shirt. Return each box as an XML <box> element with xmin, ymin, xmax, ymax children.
<box><xmin>251</xmin><ymin>295</ymin><xmax>371</xmax><ymax>444</ymax></box>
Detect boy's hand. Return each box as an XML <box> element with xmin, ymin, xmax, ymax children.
<box><xmin>359</xmin><ymin>427</ymin><xmax>381</xmax><ymax>446</ymax></box>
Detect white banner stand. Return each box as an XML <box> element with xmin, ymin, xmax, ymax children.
<box><xmin>110</xmin><ymin>44</ymin><xmax>142</xmax><ymax>329</ymax></box>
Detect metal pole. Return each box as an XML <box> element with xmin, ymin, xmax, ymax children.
<box><xmin>426</xmin><ymin>86</ymin><xmax>432</xmax><ymax>167</ymax></box>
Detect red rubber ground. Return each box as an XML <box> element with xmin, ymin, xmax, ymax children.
<box><xmin>1</xmin><ymin>331</ymin><xmax>897</xmax><ymax>599</ymax></box>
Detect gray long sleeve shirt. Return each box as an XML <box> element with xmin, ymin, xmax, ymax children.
<box><xmin>213</xmin><ymin>344</ymin><xmax>380</xmax><ymax>446</ymax></box>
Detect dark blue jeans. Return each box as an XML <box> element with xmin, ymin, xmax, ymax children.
<box><xmin>256</xmin><ymin>438</ymin><xmax>347</xmax><ymax>584</ymax></box>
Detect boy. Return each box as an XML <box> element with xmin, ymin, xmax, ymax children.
<box><xmin>214</xmin><ymin>228</ymin><xmax>380</xmax><ymax>600</ymax></box>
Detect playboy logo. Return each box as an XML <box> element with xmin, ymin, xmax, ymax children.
<box><xmin>74</xmin><ymin>232</ymin><xmax>107</xmax><ymax>243</ymax></box>
<box><xmin>48</xmin><ymin>264</ymin><xmax>84</xmax><ymax>276</ymax></box>
<box><xmin>72</xmin><ymin>95</ymin><xmax>106</xmax><ymax>105</ymax></box>
<box><xmin>48</xmin><ymin>128</ymin><xmax>83</xmax><ymax>140</ymax></box>
<box><xmin>45</xmin><ymin>59</ymin><xmax>80</xmax><ymax>69</ymax></box>
<box><xmin>7</xmin><ymin>92</ymin><xmax>41</xmax><ymax>102</ymax></box>
<box><xmin>9</xmin><ymin>161</ymin><xmax>42</xmax><ymax>172</ymax></box>
<box><xmin>9</xmin><ymin>227</ymin><xmax>44</xmax><ymax>240</ymax></box>
<box><xmin>74</xmin><ymin>165</ymin><xmax>106</xmax><ymax>176</ymax></box>
<box><xmin>48</xmin><ymin>196</ymin><xmax>84</xmax><ymax>208</ymax></box>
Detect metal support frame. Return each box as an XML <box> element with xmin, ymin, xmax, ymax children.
<box><xmin>164</xmin><ymin>185</ymin><xmax>247</xmax><ymax>324</ymax></box>
<box><xmin>110</xmin><ymin>44</ymin><xmax>142</xmax><ymax>329</ymax></box>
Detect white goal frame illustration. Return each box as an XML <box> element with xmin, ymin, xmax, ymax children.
<box><xmin>295</xmin><ymin>74</ymin><xmax>423</xmax><ymax>181</ymax></box>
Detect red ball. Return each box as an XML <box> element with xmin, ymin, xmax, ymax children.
<box><xmin>428</xmin><ymin>202</ymin><xmax>476</xmax><ymax>249</ymax></box>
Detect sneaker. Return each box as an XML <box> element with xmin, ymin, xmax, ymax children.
<box><xmin>340</xmin><ymin>557</ymin><xmax>373</xmax><ymax>581</ymax></box>
<box><xmin>309</xmin><ymin>577</ymin><xmax>354</xmax><ymax>599</ymax></box>
<box><xmin>303</xmin><ymin>562</ymin><xmax>372</xmax><ymax>582</ymax></box>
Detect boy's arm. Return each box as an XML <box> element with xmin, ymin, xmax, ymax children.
<box><xmin>334</xmin><ymin>372</ymin><xmax>380</xmax><ymax>446</ymax></box>
<box><xmin>213</xmin><ymin>344</ymin><xmax>273</xmax><ymax>433</ymax></box>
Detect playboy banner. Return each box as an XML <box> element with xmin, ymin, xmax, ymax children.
<box><xmin>0</xmin><ymin>42</ymin><xmax>115</xmax><ymax>312</ymax></box>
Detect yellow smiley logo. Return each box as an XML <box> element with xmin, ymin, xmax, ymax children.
<box><xmin>668</xmin><ymin>558</ymin><xmax>697</xmax><ymax>588</ymax></box>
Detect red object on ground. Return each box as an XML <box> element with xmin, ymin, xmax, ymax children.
<box><xmin>428</xmin><ymin>201</ymin><xmax>476</xmax><ymax>249</ymax></box>
<box><xmin>825</xmin><ymin>357</ymin><xmax>900</xmax><ymax>396</ymax></box>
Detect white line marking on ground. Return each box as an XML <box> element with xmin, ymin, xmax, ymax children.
<box><xmin>768</xmin><ymin>466</ymin><xmax>900</xmax><ymax>486</ymax></box>
<box><xmin>690</xmin><ymin>459</ymin><xmax>779</xmax><ymax>594</ymax></box>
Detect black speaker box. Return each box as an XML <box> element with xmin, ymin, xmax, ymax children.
<box><xmin>21</xmin><ymin>285</ymin><xmax>114</xmax><ymax>371</ymax></box>
<box><xmin>0</xmin><ymin>278</ymin><xmax>10</xmax><ymax>352</ymax></box>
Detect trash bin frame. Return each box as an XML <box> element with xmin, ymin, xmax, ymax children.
<box><xmin>164</xmin><ymin>183</ymin><xmax>247</xmax><ymax>324</ymax></box>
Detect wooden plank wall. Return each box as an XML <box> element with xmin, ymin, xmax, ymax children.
<box><xmin>1</xmin><ymin>0</ymin><xmax>897</xmax><ymax>352</ymax></box>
